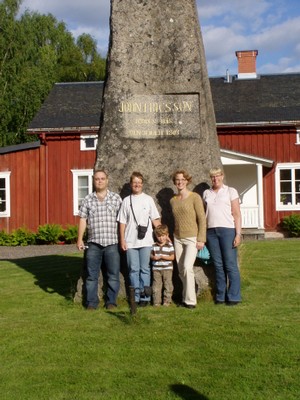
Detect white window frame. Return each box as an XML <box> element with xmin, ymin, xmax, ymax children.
<box><xmin>296</xmin><ymin>128</ymin><xmax>300</xmax><ymax>145</ymax></box>
<box><xmin>275</xmin><ymin>163</ymin><xmax>300</xmax><ymax>211</ymax></box>
<box><xmin>0</xmin><ymin>171</ymin><xmax>11</xmax><ymax>217</ymax></box>
<box><xmin>71</xmin><ymin>169</ymin><xmax>93</xmax><ymax>215</ymax></box>
<box><xmin>80</xmin><ymin>134</ymin><xmax>98</xmax><ymax>151</ymax></box>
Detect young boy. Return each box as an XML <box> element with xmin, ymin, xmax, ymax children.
<box><xmin>151</xmin><ymin>224</ymin><xmax>175</xmax><ymax>306</ymax></box>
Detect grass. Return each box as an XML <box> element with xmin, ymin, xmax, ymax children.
<box><xmin>0</xmin><ymin>240</ymin><xmax>299</xmax><ymax>400</ymax></box>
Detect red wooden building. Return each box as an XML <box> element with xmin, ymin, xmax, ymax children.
<box><xmin>1</xmin><ymin>51</ymin><xmax>300</xmax><ymax>236</ymax></box>
<box><xmin>0</xmin><ymin>83</ymin><xmax>102</xmax><ymax>232</ymax></box>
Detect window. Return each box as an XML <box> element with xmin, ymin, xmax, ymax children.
<box><xmin>276</xmin><ymin>164</ymin><xmax>300</xmax><ymax>210</ymax></box>
<box><xmin>296</xmin><ymin>128</ymin><xmax>300</xmax><ymax>145</ymax></box>
<box><xmin>71</xmin><ymin>169</ymin><xmax>93</xmax><ymax>214</ymax></box>
<box><xmin>80</xmin><ymin>135</ymin><xmax>98</xmax><ymax>151</ymax></box>
<box><xmin>0</xmin><ymin>172</ymin><xmax>11</xmax><ymax>217</ymax></box>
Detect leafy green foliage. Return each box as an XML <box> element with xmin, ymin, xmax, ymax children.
<box><xmin>8</xmin><ymin>227</ymin><xmax>36</xmax><ymax>246</ymax></box>
<box><xmin>0</xmin><ymin>227</ymin><xmax>35</xmax><ymax>246</ymax></box>
<box><xmin>0</xmin><ymin>223</ymin><xmax>79</xmax><ymax>246</ymax></box>
<box><xmin>0</xmin><ymin>230</ymin><xmax>11</xmax><ymax>246</ymax></box>
<box><xmin>282</xmin><ymin>213</ymin><xmax>300</xmax><ymax>237</ymax></box>
<box><xmin>35</xmin><ymin>224</ymin><xmax>63</xmax><ymax>244</ymax></box>
<box><xmin>0</xmin><ymin>0</ymin><xmax>106</xmax><ymax>146</ymax></box>
<box><xmin>61</xmin><ymin>224</ymin><xmax>78</xmax><ymax>244</ymax></box>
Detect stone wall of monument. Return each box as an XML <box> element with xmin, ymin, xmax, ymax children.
<box><xmin>95</xmin><ymin>0</ymin><xmax>222</xmax><ymax>200</ymax></box>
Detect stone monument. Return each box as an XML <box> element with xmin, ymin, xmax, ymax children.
<box><xmin>95</xmin><ymin>0</ymin><xmax>222</xmax><ymax>201</ymax></box>
<box><xmin>73</xmin><ymin>0</ymin><xmax>222</xmax><ymax>304</ymax></box>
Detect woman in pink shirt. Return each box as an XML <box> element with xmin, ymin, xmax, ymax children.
<box><xmin>203</xmin><ymin>168</ymin><xmax>242</xmax><ymax>306</ymax></box>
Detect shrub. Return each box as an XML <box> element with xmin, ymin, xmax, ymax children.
<box><xmin>62</xmin><ymin>225</ymin><xmax>78</xmax><ymax>244</ymax></box>
<box><xmin>9</xmin><ymin>227</ymin><xmax>36</xmax><ymax>246</ymax></box>
<box><xmin>0</xmin><ymin>230</ymin><xmax>11</xmax><ymax>246</ymax></box>
<box><xmin>36</xmin><ymin>224</ymin><xmax>63</xmax><ymax>244</ymax></box>
<box><xmin>0</xmin><ymin>223</ymin><xmax>79</xmax><ymax>246</ymax></box>
<box><xmin>282</xmin><ymin>214</ymin><xmax>300</xmax><ymax>237</ymax></box>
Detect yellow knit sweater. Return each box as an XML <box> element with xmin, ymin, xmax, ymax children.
<box><xmin>170</xmin><ymin>192</ymin><xmax>206</xmax><ymax>242</ymax></box>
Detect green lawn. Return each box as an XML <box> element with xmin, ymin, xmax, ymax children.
<box><xmin>0</xmin><ymin>240</ymin><xmax>299</xmax><ymax>400</ymax></box>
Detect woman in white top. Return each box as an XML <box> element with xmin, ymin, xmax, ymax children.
<box><xmin>203</xmin><ymin>168</ymin><xmax>242</xmax><ymax>305</ymax></box>
<box><xmin>118</xmin><ymin>172</ymin><xmax>161</xmax><ymax>305</ymax></box>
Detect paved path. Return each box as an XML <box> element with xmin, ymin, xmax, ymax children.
<box><xmin>0</xmin><ymin>244</ymin><xmax>78</xmax><ymax>260</ymax></box>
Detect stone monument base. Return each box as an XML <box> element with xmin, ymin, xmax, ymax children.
<box><xmin>73</xmin><ymin>260</ymin><xmax>215</xmax><ymax>306</ymax></box>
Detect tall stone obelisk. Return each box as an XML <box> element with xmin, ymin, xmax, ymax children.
<box><xmin>95</xmin><ymin>0</ymin><xmax>221</xmax><ymax>202</ymax></box>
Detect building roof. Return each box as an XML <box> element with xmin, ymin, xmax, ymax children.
<box><xmin>27</xmin><ymin>74</ymin><xmax>300</xmax><ymax>131</ymax></box>
<box><xmin>0</xmin><ymin>141</ymin><xmax>40</xmax><ymax>154</ymax></box>
<box><xmin>28</xmin><ymin>82</ymin><xmax>104</xmax><ymax>132</ymax></box>
<box><xmin>210</xmin><ymin>73</ymin><xmax>300</xmax><ymax>125</ymax></box>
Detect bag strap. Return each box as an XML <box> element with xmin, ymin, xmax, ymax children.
<box><xmin>130</xmin><ymin>195</ymin><xmax>150</xmax><ymax>228</ymax></box>
<box><xmin>130</xmin><ymin>195</ymin><xmax>139</xmax><ymax>226</ymax></box>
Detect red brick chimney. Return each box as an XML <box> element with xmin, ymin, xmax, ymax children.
<box><xmin>235</xmin><ymin>50</ymin><xmax>258</xmax><ymax>79</ymax></box>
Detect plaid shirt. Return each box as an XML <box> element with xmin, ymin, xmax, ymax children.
<box><xmin>78</xmin><ymin>190</ymin><xmax>122</xmax><ymax>247</ymax></box>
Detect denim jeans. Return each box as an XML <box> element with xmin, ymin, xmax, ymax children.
<box><xmin>126</xmin><ymin>247</ymin><xmax>152</xmax><ymax>303</ymax></box>
<box><xmin>85</xmin><ymin>242</ymin><xmax>120</xmax><ymax>308</ymax></box>
<box><xmin>206</xmin><ymin>227</ymin><xmax>241</xmax><ymax>302</ymax></box>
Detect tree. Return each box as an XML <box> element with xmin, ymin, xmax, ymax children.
<box><xmin>76</xmin><ymin>33</ymin><xmax>106</xmax><ymax>81</ymax></box>
<box><xmin>0</xmin><ymin>0</ymin><xmax>23</xmax><ymax>145</ymax></box>
<box><xmin>0</xmin><ymin>0</ymin><xmax>106</xmax><ymax>146</ymax></box>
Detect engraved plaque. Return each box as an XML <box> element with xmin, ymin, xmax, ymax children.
<box><xmin>118</xmin><ymin>94</ymin><xmax>200</xmax><ymax>139</ymax></box>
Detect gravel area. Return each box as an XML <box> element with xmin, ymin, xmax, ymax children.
<box><xmin>0</xmin><ymin>244</ymin><xmax>78</xmax><ymax>260</ymax></box>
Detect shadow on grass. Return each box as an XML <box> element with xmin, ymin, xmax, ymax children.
<box><xmin>170</xmin><ymin>384</ymin><xmax>209</xmax><ymax>399</ymax></box>
<box><xmin>5</xmin><ymin>255</ymin><xmax>83</xmax><ymax>301</ymax></box>
<box><xmin>106</xmin><ymin>310</ymin><xmax>152</xmax><ymax>325</ymax></box>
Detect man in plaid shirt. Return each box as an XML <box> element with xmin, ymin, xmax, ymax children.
<box><xmin>77</xmin><ymin>170</ymin><xmax>122</xmax><ymax>310</ymax></box>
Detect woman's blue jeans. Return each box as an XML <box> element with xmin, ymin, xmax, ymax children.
<box><xmin>206</xmin><ymin>228</ymin><xmax>241</xmax><ymax>302</ymax></box>
<box><xmin>85</xmin><ymin>242</ymin><xmax>120</xmax><ymax>308</ymax></box>
<box><xmin>126</xmin><ymin>247</ymin><xmax>152</xmax><ymax>303</ymax></box>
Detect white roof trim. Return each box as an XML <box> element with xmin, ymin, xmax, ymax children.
<box><xmin>27</xmin><ymin>126</ymin><xmax>99</xmax><ymax>133</ymax></box>
<box><xmin>220</xmin><ymin>148</ymin><xmax>273</xmax><ymax>167</ymax></box>
<box><xmin>216</xmin><ymin>121</ymin><xmax>300</xmax><ymax>127</ymax></box>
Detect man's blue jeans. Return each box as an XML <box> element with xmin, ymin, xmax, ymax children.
<box><xmin>126</xmin><ymin>247</ymin><xmax>152</xmax><ymax>303</ymax></box>
<box><xmin>206</xmin><ymin>228</ymin><xmax>241</xmax><ymax>302</ymax></box>
<box><xmin>85</xmin><ymin>242</ymin><xmax>120</xmax><ymax>308</ymax></box>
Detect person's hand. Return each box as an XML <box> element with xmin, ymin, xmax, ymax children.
<box><xmin>76</xmin><ymin>240</ymin><xmax>84</xmax><ymax>251</ymax></box>
<box><xmin>233</xmin><ymin>235</ymin><xmax>242</xmax><ymax>247</ymax></box>
<box><xmin>196</xmin><ymin>241</ymin><xmax>205</xmax><ymax>250</ymax></box>
<box><xmin>120</xmin><ymin>240</ymin><xmax>128</xmax><ymax>251</ymax></box>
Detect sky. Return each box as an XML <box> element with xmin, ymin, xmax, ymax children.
<box><xmin>19</xmin><ymin>0</ymin><xmax>300</xmax><ymax>77</ymax></box>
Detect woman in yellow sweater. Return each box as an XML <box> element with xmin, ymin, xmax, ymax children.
<box><xmin>170</xmin><ymin>169</ymin><xmax>206</xmax><ymax>308</ymax></box>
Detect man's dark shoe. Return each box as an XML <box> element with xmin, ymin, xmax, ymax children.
<box><xmin>226</xmin><ymin>301</ymin><xmax>239</xmax><ymax>306</ymax></box>
<box><xmin>87</xmin><ymin>306</ymin><xmax>96</xmax><ymax>311</ymax></box>
<box><xmin>215</xmin><ymin>300</ymin><xmax>225</xmax><ymax>305</ymax></box>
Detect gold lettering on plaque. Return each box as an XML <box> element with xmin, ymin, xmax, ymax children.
<box><xmin>118</xmin><ymin>101</ymin><xmax>193</xmax><ymax>113</ymax></box>
<box><xmin>118</xmin><ymin>94</ymin><xmax>200</xmax><ymax>139</ymax></box>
